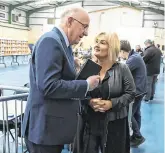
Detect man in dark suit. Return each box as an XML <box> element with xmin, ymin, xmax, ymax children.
<box><xmin>22</xmin><ymin>7</ymin><xmax>100</xmax><ymax>153</ymax></box>
<box><xmin>143</xmin><ymin>39</ymin><xmax>162</xmax><ymax>102</ymax></box>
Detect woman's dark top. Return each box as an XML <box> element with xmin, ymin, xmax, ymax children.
<box><xmin>85</xmin><ymin>62</ymin><xmax>136</xmax><ymax>135</ymax></box>
<box><xmin>88</xmin><ymin>71</ymin><xmax>109</xmax><ymax>135</ymax></box>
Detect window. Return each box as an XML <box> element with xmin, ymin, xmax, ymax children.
<box><xmin>47</xmin><ymin>18</ymin><xmax>55</xmax><ymax>24</ymax></box>
<box><xmin>16</xmin><ymin>15</ymin><xmax>19</xmax><ymax>21</ymax></box>
<box><xmin>0</xmin><ymin>5</ymin><xmax>5</xmax><ymax>10</ymax></box>
<box><xmin>12</xmin><ymin>14</ymin><xmax>16</xmax><ymax>22</ymax></box>
<box><xmin>0</xmin><ymin>12</ymin><xmax>5</xmax><ymax>18</ymax></box>
<box><xmin>12</xmin><ymin>14</ymin><xmax>19</xmax><ymax>22</ymax></box>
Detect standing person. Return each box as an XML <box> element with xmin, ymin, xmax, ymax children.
<box><xmin>80</xmin><ymin>32</ymin><xmax>136</xmax><ymax>153</ymax></box>
<box><xmin>136</xmin><ymin>45</ymin><xmax>144</xmax><ymax>56</ymax></box>
<box><xmin>163</xmin><ymin>53</ymin><xmax>165</xmax><ymax>73</ymax></box>
<box><xmin>156</xmin><ymin>44</ymin><xmax>160</xmax><ymax>49</ymax></box>
<box><xmin>143</xmin><ymin>39</ymin><xmax>162</xmax><ymax>101</ymax></box>
<box><xmin>22</xmin><ymin>7</ymin><xmax>100</xmax><ymax>153</ymax></box>
<box><xmin>120</xmin><ymin>40</ymin><xmax>147</xmax><ymax>147</ymax></box>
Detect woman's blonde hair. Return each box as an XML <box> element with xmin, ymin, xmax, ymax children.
<box><xmin>95</xmin><ymin>32</ymin><xmax>120</xmax><ymax>61</ymax></box>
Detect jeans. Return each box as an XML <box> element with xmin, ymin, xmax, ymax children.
<box><xmin>132</xmin><ymin>95</ymin><xmax>143</xmax><ymax>138</ymax></box>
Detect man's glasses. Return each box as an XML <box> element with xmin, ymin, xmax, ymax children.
<box><xmin>72</xmin><ymin>17</ymin><xmax>89</xmax><ymax>30</ymax></box>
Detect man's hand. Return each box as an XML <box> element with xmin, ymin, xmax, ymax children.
<box><xmin>86</xmin><ymin>75</ymin><xmax>100</xmax><ymax>91</ymax></box>
<box><xmin>90</xmin><ymin>98</ymin><xmax>112</xmax><ymax>112</ymax></box>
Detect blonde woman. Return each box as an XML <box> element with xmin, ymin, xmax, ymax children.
<box><xmin>81</xmin><ymin>32</ymin><xmax>136</xmax><ymax>153</ymax></box>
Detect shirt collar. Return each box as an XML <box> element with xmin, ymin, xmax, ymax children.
<box><xmin>56</xmin><ymin>26</ymin><xmax>69</xmax><ymax>47</ymax></box>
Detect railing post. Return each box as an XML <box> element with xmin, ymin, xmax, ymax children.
<box><xmin>2</xmin><ymin>101</ymin><xmax>6</xmax><ymax>153</ymax></box>
<box><xmin>1</xmin><ymin>89</ymin><xmax>6</xmax><ymax>153</ymax></box>
<box><xmin>15</xmin><ymin>99</ymin><xmax>18</xmax><ymax>153</ymax></box>
<box><xmin>21</xmin><ymin>100</ymin><xmax>24</xmax><ymax>153</ymax></box>
<box><xmin>5</xmin><ymin>101</ymin><xmax>10</xmax><ymax>153</ymax></box>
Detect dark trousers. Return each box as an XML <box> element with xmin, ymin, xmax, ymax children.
<box><xmin>132</xmin><ymin>95</ymin><xmax>143</xmax><ymax>138</ymax></box>
<box><xmin>84</xmin><ymin>117</ymin><xmax>130</xmax><ymax>153</ymax></box>
<box><xmin>24</xmin><ymin>137</ymin><xmax>63</xmax><ymax>153</ymax></box>
<box><xmin>145</xmin><ymin>74</ymin><xmax>158</xmax><ymax>100</ymax></box>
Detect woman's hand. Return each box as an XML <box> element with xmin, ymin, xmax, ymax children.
<box><xmin>89</xmin><ymin>98</ymin><xmax>112</xmax><ymax>112</ymax></box>
<box><xmin>89</xmin><ymin>98</ymin><xmax>104</xmax><ymax>111</ymax></box>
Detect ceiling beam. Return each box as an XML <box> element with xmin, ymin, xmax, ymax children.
<box><xmin>12</xmin><ymin>1</ymin><xmax>35</xmax><ymax>8</ymax></box>
<box><xmin>50</xmin><ymin>0</ymin><xmax>82</xmax><ymax>7</ymax></box>
<box><xmin>0</xmin><ymin>1</ymin><xmax>28</xmax><ymax>11</ymax></box>
<box><xmin>82</xmin><ymin>0</ymin><xmax>84</xmax><ymax>7</ymax></box>
<box><xmin>28</xmin><ymin>6</ymin><xmax>55</xmax><ymax>15</ymax></box>
<box><xmin>26</xmin><ymin>4</ymin><xmax>36</xmax><ymax>9</ymax></box>
<box><xmin>138</xmin><ymin>7</ymin><xmax>164</xmax><ymax>15</ymax></box>
<box><xmin>105</xmin><ymin>0</ymin><xmax>164</xmax><ymax>15</ymax></box>
<box><xmin>27</xmin><ymin>0</ymin><xmax>82</xmax><ymax>15</ymax></box>
<box><xmin>105</xmin><ymin>0</ymin><xmax>132</xmax><ymax>6</ymax></box>
<box><xmin>140</xmin><ymin>1</ymin><xmax>164</xmax><ymax>7</ymax></box>
<box><xmin>84</xmin><ymin>5</ymin><xmax>117</xmax><ymax>6</ymax></box>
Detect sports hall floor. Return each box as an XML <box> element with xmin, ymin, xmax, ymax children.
<box><xmin>0</xmin><ymin>57</ymin><xmax>164</xmax><ymax>153</ymax></box>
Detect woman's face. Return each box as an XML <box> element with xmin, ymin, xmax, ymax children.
<box><xmin>93</xmin><ymin>35</ymin><xmax>109</xmax><ymax>60</ymax></box>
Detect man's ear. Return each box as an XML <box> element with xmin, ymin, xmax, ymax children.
<box><xmin>67</xmin><ymin>17</ymin><xmax>73</xmax><ymax>27</ymax></box>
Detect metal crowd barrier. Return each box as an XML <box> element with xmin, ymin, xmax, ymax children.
<box><xmin>0</xmin><ymin>85</ymin><xmax>29</xmax><ymax>153</ymax></box>
<box><xmin>0</xmin><ymin>85</ymin><xmax>134</xmax><ymax>153</ymax></box>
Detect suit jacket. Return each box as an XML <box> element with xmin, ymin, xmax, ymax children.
<box><xmin>143</xmin><ymin>45</ymin><xmax>162</xmax><ymax>76</ymax></box>
<box><xmin>126</xmin><ymin>50</ymin><xmax>147</xmax><ymax>97</ymax></box>
<box><xmin>22</xmin><ymin>27</ymin><xmax>88</xmax><ymax>145</ymax></box>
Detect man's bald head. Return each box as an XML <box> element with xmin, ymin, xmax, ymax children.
<box><xmin>60</xmin><ymin>7</ymin><xmax>89</xmax><ymax>24</ymax></box>
<box><xmin>59</xmin><ymin>7</ymin><xmax>90</xmax><ymax>45</ymax></box>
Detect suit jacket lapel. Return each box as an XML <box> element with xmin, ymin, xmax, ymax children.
<box><xmin>52</xmin><ymin>27</ymin><xmax>76</xmax><ymax>73</ymax></box>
